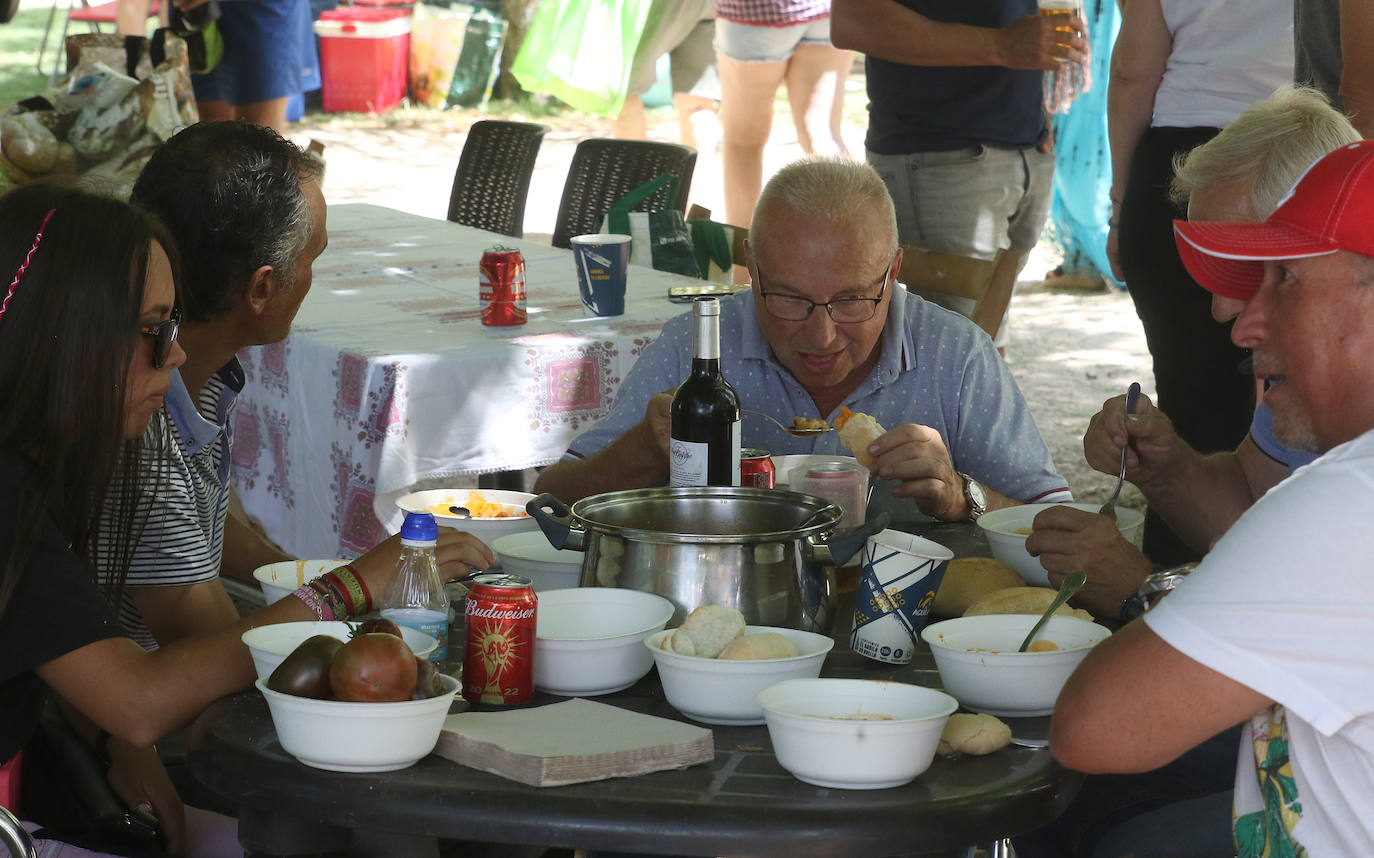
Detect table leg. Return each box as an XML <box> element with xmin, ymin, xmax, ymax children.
<box><xmin>478</xmin><ymin>470</ymin><xmax>528</xmax><ymax>492</ymax></box>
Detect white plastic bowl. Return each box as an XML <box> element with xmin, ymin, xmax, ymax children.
<box><xmin>756</xmin><ymin>678</ymin><xmax>958</xmax><ymax>789</ymax></box>
<box><xmin>645</xmin><ymin>626</ymin><xmax>834</xmax><ymax>725</ymax></box>
<box><xmin>534</xmin><ymin>588</ymin><xmax>676</xmax><ymax>696</ymax></box>
<box><xmin>977</xmin><ymin>502</ymin><xmax>1145</xmax><ymax>586</ymax></box>
<box><xmin>252</xmin><ymin>559</ymin><xmax>349</xmax><ymax>605</ymax></box>
<box><xmin>394</xmin><ymin>489</ymin><xmax>540</xmax><ymax>545</ymax></box>
<box><xmin>257</xmin><ymin>674</ymin><xmax>459</xmax><ymax>772</ymax></box>
<box><xmin>492</xmin><ymin>531</ymin><xmax>583</xmax><ymax>591</ymax></box>
<box><xmin>241</xmin><ymin>620</ymin><xmax>438</xmax><ymax>680</ymax></box>
<box><xmin>920</xmin><ymin>614</ymin><xmax>1112</xmax><ymax>717</ymax></box>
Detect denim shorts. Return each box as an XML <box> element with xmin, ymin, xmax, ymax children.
<box><xmin>715</xmin><ymin>17</ymin><xmax>833</xmax><ymax>63</ymax></box>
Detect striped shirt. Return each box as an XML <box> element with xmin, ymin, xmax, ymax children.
<box><xmin>96</xmin><ymin>361</ymin><xmax>244</xmax><ymax>650</ymax></box>
<box><xmin>716</xmin><ymin>0</ymin><xmax>830</xmax><ymax>25</ymax></box>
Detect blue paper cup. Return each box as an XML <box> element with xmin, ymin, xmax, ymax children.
<box><xmin>571</xmin><ymin>233</ymin><xmax>632</xmax><ymax>317</ymax></box>
<box><xmin>850</xmin><ymin>530</ymin><xmax>952</xmax><ymax>665</ymax></box>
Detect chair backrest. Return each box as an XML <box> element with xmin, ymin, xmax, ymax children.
<box><xmin>551</xmin><ymin>138</ymin><xmax>697</xmax><ymax>249</ymax></box>
<box><xmin>447</xmin><ymin>120</ymin><xmax>550</xmax><ymax>238</ymax></box>
<box><xmin>899</xmin><ymin>245</ymin><xmax>1013</xmax><ymax>339</ymax></box>
<box><xmin>0</xmin><ymin>805</ymin><xmax>36</xmax><ymax>858</ymax></box>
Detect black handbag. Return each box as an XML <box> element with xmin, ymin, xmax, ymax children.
<box><xmin>20</xmin><ymin>705</ymin><xmax>164</xmax><ymax>857</ymax></box>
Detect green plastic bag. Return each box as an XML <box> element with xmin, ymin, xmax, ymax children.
<box><xmin>603</xmin><ymin>175</ymin><xmax>701</xmax><ymax>279</ymax></box>
<box><xmin>510</xmin><ymin>0</ymin><xmax>652</xmax><ymax>117</ymax></box>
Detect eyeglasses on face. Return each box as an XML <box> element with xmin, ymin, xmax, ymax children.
<box><xmin>139</xmin><ymin>309</ymin><xmax>180</xmax><ymax>369</ymax></box>
<box><xmin>754</xmin><ymin>256</ymin><xmax>895</xmax><ymax>324</ymax></box>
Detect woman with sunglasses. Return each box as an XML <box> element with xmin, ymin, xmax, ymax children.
<box><xmin>0</xmin><ymin>184</ymin><xmax>490</xmax><ymax>855</ymax></box>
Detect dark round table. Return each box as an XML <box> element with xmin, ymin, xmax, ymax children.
<box><xmin>189</xmin><ymin>522</ymin><xmax>1081</xmax><ymax>858</ymax></box>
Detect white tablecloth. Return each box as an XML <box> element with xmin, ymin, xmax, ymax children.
<box><xmin>231</xmin><ymin>204</ymin><xmax>706</xmax><ymax>559</ymax></box>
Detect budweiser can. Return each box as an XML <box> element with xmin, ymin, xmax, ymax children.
<box><xmin>480</xmin><ymin>246</ymin><xmax>527</xmax><ymax>326</ymax></box>
<box><xmin>740</xmin><ymin>448</ymin><xmax>775</xmax><ymax>488</ymax></box>
<box><xmin>463</xmin><ymin>573</ymin><xmax>537</xmax><ymax>704</ymax></box>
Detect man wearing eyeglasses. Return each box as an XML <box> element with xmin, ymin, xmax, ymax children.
<box><xmin>536</xmin><ymin>157</ymin><xmax>1070</xmax><ymax>523</ymax></box>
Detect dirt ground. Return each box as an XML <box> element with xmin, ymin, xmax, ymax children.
<box><xmin>285</xmin><ymin>100</ymin><xmax>1152</xmax><ymax>509</ymax></box>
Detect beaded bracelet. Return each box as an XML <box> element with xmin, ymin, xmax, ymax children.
<box><xmin>291</xmin><ymin>582</ymin><xmax>336</xmax><ymax>620</ymax></box>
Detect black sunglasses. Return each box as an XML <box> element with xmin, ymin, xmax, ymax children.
<box><xmin>139</xmin><ymin>310</ymin><xmax>180</xmax><ymax>369</ymax></box>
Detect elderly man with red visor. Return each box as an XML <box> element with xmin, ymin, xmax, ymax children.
<box><xmin>1052</xmin><ymin>140</ymin><xmax>1374</xmax><ymax>856</ymax></box>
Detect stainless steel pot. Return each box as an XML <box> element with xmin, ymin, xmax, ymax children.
<box><xmin>527</xmin><ymin>487</ymin><xmax>888</xmax><ymax>633</ymax></box>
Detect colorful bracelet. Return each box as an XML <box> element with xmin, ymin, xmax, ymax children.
<box><xmin>316</xmin><ymin>573</ymin><xmax>355</xmax><ymax>616</ymax></box>
<box><xmin>329</xmin><ymin>564</ymin><xmax>372</xmax><ymax>616</ymax></box>
<box><xmin>292</xmin><ymin>583</ymin><xmax>336</xmax><ymax>620</ymax></box>
<box><xmin>307</xmin><ymin>578</ymin><xmax>349</xmax><ymax>618</ymax></box>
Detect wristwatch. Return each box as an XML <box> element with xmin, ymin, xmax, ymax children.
<box><xmin>1119</xmin><ymin>563</ymin><xmax>1200</xmax><ymax>623</ymax></box>
<box><xmin>958</xmin><ymin>473</ymin><xmax>987</xmax><ymax>521</ymax></box>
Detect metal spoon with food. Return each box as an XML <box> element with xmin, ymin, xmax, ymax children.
<box><xmin>743</xmin><ymin>409</ymin><xmax>835</xmax><ymax>436</ymax></box>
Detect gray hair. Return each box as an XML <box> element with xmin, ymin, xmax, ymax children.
<box><xmin>751</xmin><ymin>157</ymin><xmax>899</xmax><ymax>259</ymax></box>
<box><xmin>1171</xmin><ymin>85</ymin><xmax>1360</xmax><ymax>217</ymax></box>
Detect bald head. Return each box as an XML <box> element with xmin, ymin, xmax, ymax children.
<box><xmin>750</xmin><ymin>158</ymin><xmax>899</xmax><ymax>267</ymax></box>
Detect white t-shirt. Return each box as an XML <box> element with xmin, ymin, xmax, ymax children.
<box><xmin>1153</xmin><ymin>0</ymin><xmax>1293</xmax><ymax>128</ymax></box>
<box><xmin>1145</xmin><ymin>429</ymin><xmax>1374</xmax><ymax>855</ymax></box>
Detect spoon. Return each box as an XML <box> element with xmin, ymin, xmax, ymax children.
<box><xmin>447</xmin><ymin>506</ymin><xmax>472</xmax><ymax>519</ymax></box>
<box><xmin>742</xmin><ymin>409</ymin><xmax>835</xmax><ymax>436</ymax></box>
<box><xmin>1099</xmin><ymin>382</ymin><xmax>1141</xmax><ymax>520</ymax></box>
<box><xmin>1018</xmin><ymin>571</ymin><xmax>1087</xmax><ymax>652</ymax></box>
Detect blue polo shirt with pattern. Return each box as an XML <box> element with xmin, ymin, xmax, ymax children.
<box><xmin>565</xmin><ymin>285</ymin><xmax>1071</xmax><ymax>522</ymax></box>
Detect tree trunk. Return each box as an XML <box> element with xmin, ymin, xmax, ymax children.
<box><xmin>495</xmin><ymin>0</ymin><xmax>542</xmax><ymax>99</ymax></box>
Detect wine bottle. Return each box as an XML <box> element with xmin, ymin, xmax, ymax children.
<box><xmin>670</xmin><ymin>298</ymin><xmax>741</xmax><ymax>486</ymax></box>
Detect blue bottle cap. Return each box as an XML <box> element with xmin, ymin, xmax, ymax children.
<box><xmin>401</xmin><ymin>511</ymin><xmax>438</xmax><ymax>542</ymax></box>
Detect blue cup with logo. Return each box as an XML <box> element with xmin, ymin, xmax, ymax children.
<box><xmin>571</xmin><ymin>233</ymin><xmax>631</xmax><ymax>316</ymax></box>
<box><xmin>850</xmin><ymin>530</ymin><xmax>952</xmax><ymax>664</ymax></box>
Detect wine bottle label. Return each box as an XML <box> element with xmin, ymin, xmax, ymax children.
<box><xmin>669</xmin><ymin>439</ymin><xmax>710</xmax><ymax>486</ymax></box>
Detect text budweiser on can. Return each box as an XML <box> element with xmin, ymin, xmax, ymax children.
<box><xmin>480</xmin><ymin>246</ymin><xmax>527</xmax><ymax>326</ymax></box>
<box><xmin>463</xmin><ymin>573</ymin><xmax>537</xmax><ymax>705</ymax></box>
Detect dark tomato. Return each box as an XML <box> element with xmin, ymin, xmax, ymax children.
<box><xmin>353</xmin><ymin>617</ymin><xmax>403</xmax><ymax>639</ymax></box>
<box><xmin>330</xmin><ymin>633</ymin><xmax>418</xmax><ymax>702</ymax></box>
<box><xmin>411</xmin><ymin>656</ymin><xmax>444</xmax><ymax>700</ymax></box>
<box><xmin>266</xmin><ymin>634</ymin><xmax>343</xmax><ymax>699</ymax></box>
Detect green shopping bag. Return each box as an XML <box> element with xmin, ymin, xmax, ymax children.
<box><xmin>510</xmin><ymin>0</ymin><xmax>652</xmax><ymax>117</ymax></box>
<box><xmin>603</xmin><ymin>174</ymin><xmax>701</xmax><ymax>279</ymax></box>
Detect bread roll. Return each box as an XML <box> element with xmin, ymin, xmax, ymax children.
<box><xmin>937</xmin><ymin>713</ymin><xmax>1012</xmax><ymax>756</ymax></box>
<box><xmin>931</xmin><ymin>557</ymin><xmax>1025</xmax><ymax>616</ymax></box>
<box><xmin>835</xmin><ymin>407</ymin><xmax>885</xmax><ymax>469</ymax></box>
<box><xmin>963</xmin><ymin>586</ymin><xmax>1093</xmax><ymax>621</ymax></box>
<box><xmin>667</xmin><ymin>605</ymin><xmax>746</xmax><ymax>658</ymax></box>
<box><xmin>718</xmin><ymin>632</ymin><xmax>799</xmax><ymax>660</ymax></box>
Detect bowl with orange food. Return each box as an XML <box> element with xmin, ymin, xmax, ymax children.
<box><xmin>395</xmin><ymin>489</ymin><xmax>539</xmax><ymax>544</ymax></box>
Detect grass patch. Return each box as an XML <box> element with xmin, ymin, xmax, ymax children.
<box><xmin>1</xmin><ymin>6</ymin><xmax>53</xmax><ymax>106</ymax></box>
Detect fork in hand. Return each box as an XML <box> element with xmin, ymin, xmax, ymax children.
<box><xmin>1100</xmin><ymin>382</ymin><xmax>1142</xmax><ymax>520</ymax></box>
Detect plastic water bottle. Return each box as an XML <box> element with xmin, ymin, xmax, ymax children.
<box><xmin>381</xmin><ymin>512</ymin><xmax>448</xmax><ymax>662</ymax></box>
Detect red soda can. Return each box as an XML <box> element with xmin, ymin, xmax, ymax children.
<box><xmin>463</xmin><ymin>573</ymin><xmax>538</xmax><ymax>704</ymax></box>
<box><xmin>480</xmin><ymin>246</ymin><xmax>527</xmax><ymax>326</ymax></box>
<box><xmin>740</xmin><ymin>448</ymin><xmax>775</xmax><ymax>488</ymax></box>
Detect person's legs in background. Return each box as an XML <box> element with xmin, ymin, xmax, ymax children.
<box><xmin>716</xmin><ymin>19</ymin><xmax>810</xmax><ymax>228</ymax></box>
<box><xmin>782</xmin><ymin>19</ymin><xmax>852</xmax><ymax>158</ymax></box>
<box><xmin>193</xmin><ymin>0</ymin><xmax>306</xmax><ymax>133</ymax></box>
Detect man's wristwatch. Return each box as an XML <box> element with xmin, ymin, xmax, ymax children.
<box><xmin>1119</xmin><ymin>563</ymin><xmax>1200</xmax><ymax>623</ymax></box>
<box><xmin>958</xmin><ymin>473</ymin><xmax>987</xmax><ymax>521</ymax></box>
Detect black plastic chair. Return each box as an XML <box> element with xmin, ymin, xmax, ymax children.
<box><xmin>551</xmin><ymin>138</ymin><xmax>697</xmax><ymax>249</ymax></box>
<box><xmin>446</xmin><ymin>120</ymin><xmax>550</xmax><ymax>238</ymax></box>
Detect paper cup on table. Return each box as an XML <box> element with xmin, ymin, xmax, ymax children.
<box><xmin>850</xmin><ymin>530</ymin><xmax>952</xmax><ymax>665</ymax></box>
<box><xmin>572</xmin><ymin>234</ymin><xmax>631</xmax><ymax>316</ymax></box>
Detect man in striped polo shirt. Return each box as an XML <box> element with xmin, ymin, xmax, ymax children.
<box><xmin>98</xmin><ymin>121</ymin><xmax>328</xmax><ymax>651</ymax></box>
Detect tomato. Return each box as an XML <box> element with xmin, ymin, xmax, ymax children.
<box><xmin>267</xmin><ymin>634</ymin><xmax>343</xmax><ymax>699</ymax></box>
<box><xmin>330</xmin><ymin>633</ymin><xmax>418</xmax><ymax>702</ymax></box>
<box><xmin>411</xmin><ymin>656</ymin><xmax>444</xmax><ymax>700</ymax></box>
<box><xmin>353</xmin><ymin>617</ymin><xmax>403</xmax><ymax>639</ymax></box>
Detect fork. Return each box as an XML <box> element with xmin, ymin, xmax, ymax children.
<box><xmin>1100</xmin><ymin>382</ymin><xmax>1141</xmax><ymax>519</ymax></box>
